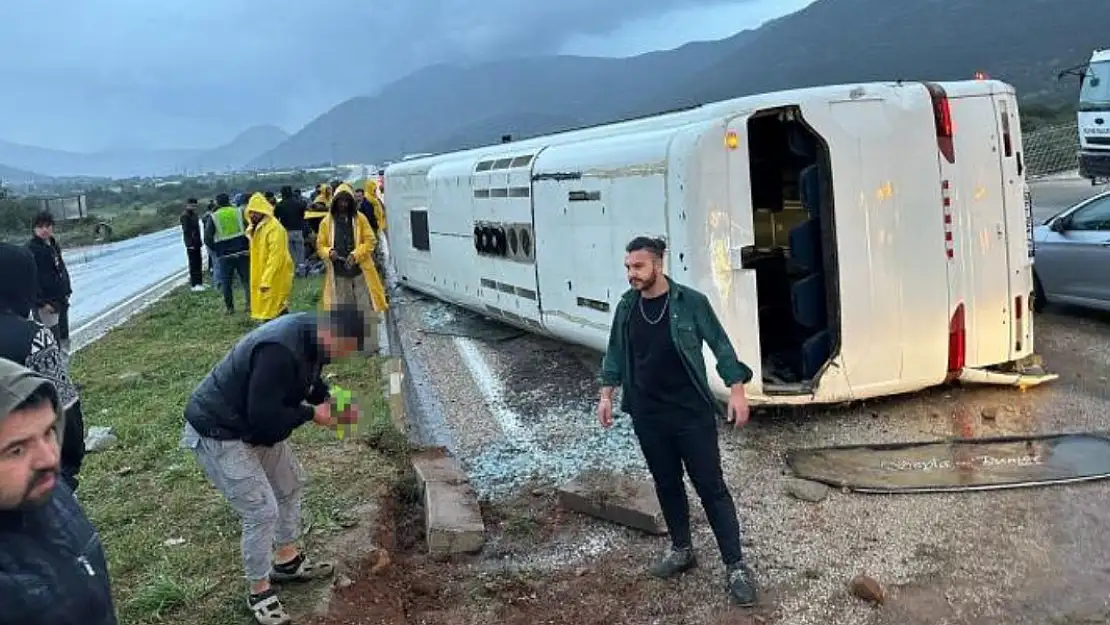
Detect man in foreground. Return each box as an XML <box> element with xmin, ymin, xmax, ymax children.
<box><xmin>0</xmin><ymin>357</ymin><xmax>117</xmax><ymax>625</ymax></box>
<box><xmin>244</xmin><ymin>193</ymin><xmax>294</xmax><ymax>322</ymax></box>
<box><xmin>180</xmin><ymin>306</ymin><xmax>365</xmax><ymax>625</ymax></box>
<box><xmin>0</xmin><ymin>243</ymin><xmax>86</xmax><ymax>491</ymax></box>
<box><xmin>596</xmin><ymin>235</ymin><xmax>758</xmax><ymax>606</ymax></box>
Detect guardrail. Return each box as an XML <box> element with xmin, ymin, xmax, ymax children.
<box><xmin>1025</xmin><ymin>122</ymin><xmax>1079</xmax><ymax>179</ymax></box>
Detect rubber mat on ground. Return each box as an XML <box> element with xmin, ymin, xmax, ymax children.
<box><xmin>785</xmin><ymin>433</ymin><xmax>1110</xmax><ymax>493</ymax></box>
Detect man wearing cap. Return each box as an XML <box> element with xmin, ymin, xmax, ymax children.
<box><xmin>180</xmin><ymin>306</ymin><xmax>366</xmax><ymax>625</ymax></box>
<box><xmin>0</xmin><ymin>357</ymin><xmax>118</xmax><ymax>625</ymax></box>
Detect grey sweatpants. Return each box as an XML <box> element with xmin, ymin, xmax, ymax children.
<box><xmin>287</xmin><ymin>230</ymin><xmax>306</xmax><ymax>276</ymax></box>
<box><xmin>180</xmin><ymin>423</ymin><xmax>307</xmax><ymax>581</ymax></box>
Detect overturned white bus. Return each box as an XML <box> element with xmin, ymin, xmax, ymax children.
<box><xmin>384</xmin><ymin>79</ymin><xmax>1056</xmax><ymax>405</ymax></box>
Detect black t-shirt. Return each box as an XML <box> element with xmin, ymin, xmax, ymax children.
<box><xmin>629</xmin><ymin>291</ymin><xmax>712</xmax><ymax>417</ymax></box>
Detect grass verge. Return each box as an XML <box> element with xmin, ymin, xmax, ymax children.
<box><xmin>69</xmin><ymin>276</ymin><xmax>408</xmax><ymax>625</ymax></box>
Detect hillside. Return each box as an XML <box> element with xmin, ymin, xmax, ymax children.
<box><xmin>0</xmin><ymin>162</ymin><xmax>51</xmax><ymax>184</ymax></box>
<box><xmin>0</xmin><ymin>124</ymin><xmax>288</xmax><ymax>179</ymax></box>
<box><xmin>187</xmin><ymin>125</ymin><xmax>289</xmax><ymax>173</ymax></box>
<box><xmin>251</xmin><ymin>0</ymin><xmax>1108</xmax><ymax>169</ymax></box>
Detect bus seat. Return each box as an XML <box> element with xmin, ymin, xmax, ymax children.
<box><xmin>800</xmin><ymin>330</ymin><xmax>832</xmax><ymax>380</ymax></box>
<box><xmin>791</xmin><ymin>273</ymin><xmax>827</xmax><ymax>330</ymax></box>
<box><xmin>799</xmin><ymin>164</ymin><xmax>821</xmax><ymax>219</ymax></box>
<box><xmin>788</xmin><ymin>219</ymin><xmax>821</xmax><ymax>273</ymax></box>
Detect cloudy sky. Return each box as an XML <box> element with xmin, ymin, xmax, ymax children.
<box><xmin>0</xmin><ymin>0</ymin><xmax>815</xmax><ymax>153</ymax></box>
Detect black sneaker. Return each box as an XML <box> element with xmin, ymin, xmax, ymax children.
<box><xmin>648</xmin><ymin>546</ymin><xmax>697</xmax><ymax>579</ymax></box>
<box><xmin>725</xmin><ymin>561</ymin><xmax>758</xmax><ymax>607</ymax></box>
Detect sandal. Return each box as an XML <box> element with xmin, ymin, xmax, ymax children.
<box><xmin>269</xmin><ymin>553</ymin><xmax>335</xmax><ymax>583</ymax></box>
<box><xmin>247</xmin><ymin>588</ymin><xmax>292</xmax><ymax>625</ymax></box>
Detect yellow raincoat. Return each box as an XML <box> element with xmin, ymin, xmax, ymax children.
<box><xmin>315</xmin><ymin>183</ymin><xmax>333</xmax><ymax>207</ymax></box>
<box><xmin>363</xmin><ymin>179</ymin><xmax>387</xmax><ymax>231</ymax></box>
<box><xmin>245</xmin><ymin>193</ymin><xmax>294</xmax><ymax>321</ymax></box>
<box><xmin>317</xmin><ymin>183</ymin><xmax>389</xmax><ymax>312</ymax></box>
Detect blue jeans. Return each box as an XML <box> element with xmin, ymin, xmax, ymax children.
<box><xmin>218</xmin><ymin>254</ymin><xmax>251</xmax><ymax>312</ymax></box>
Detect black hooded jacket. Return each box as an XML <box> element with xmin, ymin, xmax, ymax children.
<box><xmin>27</xmin><ymin>235</ymin><xmax>71</xmax><ymax>309</ymax></box>
<box><xmin>0</xmin><ymin>243</ymin><xmax>86</xmax><ymax>489</ymax></box>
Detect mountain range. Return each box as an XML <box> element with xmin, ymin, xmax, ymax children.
<box><xmin>3</xmin><ymin>0</ymin><xmax>1107</xmax><ymax>179</ymax></box>
<box><xmin>0</xmin><ymin>125</ymin><xmax>288</xmax><ymax>181</ymax></box>
<box><xmin>246</xmin><ymin>0</ymin><xmax>1107</xmax><ymax>169</ymax></box>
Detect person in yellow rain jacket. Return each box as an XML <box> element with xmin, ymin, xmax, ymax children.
<box><xmin>245</xmin><ymin>193</ymin><xmax>295</xmax><ymax>321</ymax></box>
<box><xmin>363</xmin><ymin>179</ymin><xmax>387</xmax><ymax>234</ymax></box>
<box><xmin>316</xmin><ymin>183</ymin><xmax>388</xmax><ymax>319</ymax></box>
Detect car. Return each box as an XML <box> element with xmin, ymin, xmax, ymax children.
<box><xmin>1032</xmin><ymin>189</ymin><xmax>1110</xmax><ymax>312</ymax></box>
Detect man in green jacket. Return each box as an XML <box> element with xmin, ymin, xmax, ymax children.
<box><xmin>597</xmin><ymin>235</ymin><xmax>757</xmax><ymax>607</ymax></box>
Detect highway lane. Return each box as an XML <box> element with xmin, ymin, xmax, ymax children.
<box><xmin>1029</xmin><ymin>173</ymin><xmax>1108</xmax><ymax>223</ymax></box>
<box><xmin>64</xmin><ymin>227</ymin><xmax>187</xmax><ymax>329</ymax></box>
<box><xmin>57</xmin><ymin>171</ymin><xmax>1095</xmax><ymax>333</ymax></box>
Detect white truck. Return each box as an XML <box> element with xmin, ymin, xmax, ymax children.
<box><xmin>384</xmin><ymin>79</ymin><xmax>1056</xmax><ymax>406</ymax></box>
<box><xmin>1060</xmin><ymin>48</ymin><xmax>1110</xmax><ymax>184</ymax></box>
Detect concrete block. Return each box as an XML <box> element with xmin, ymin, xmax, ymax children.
<box><xmin>557</xmin><ymin>471</ymin><xmax>667</xmax><ymax>535</ymax></box>
<box><xmin>411</xmin><ymin>448</ymin><xmax>469</xmax><ymax>491</ymax></box>
<box><xmin>381</xmin><ymin>358</ymin><xmax>406</xmax><ymax>434</ymax></box>
<box><xmin>425</xmin><ymin>480</ymin><xmax>486</xmax><ymax>556</ymax></box>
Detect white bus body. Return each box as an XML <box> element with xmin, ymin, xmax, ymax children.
<box><xmin>1079</xmin><ymin>49</ymin><xmax>1110</xmax><ymax>183</ymax></box>
<box><xmin>385</xmin><ymin>79</ymin><xmax>1055</xmax><ymax>406</ymax></box>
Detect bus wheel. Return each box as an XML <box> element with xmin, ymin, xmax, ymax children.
<box><xmin>1032</xmin><ymin>273</ymin><xmax>1047</xmax><ymax>313</ymax></box>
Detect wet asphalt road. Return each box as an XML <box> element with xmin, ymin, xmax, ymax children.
<box><xmin>1028</xmin><ymin>173</ymin><xmax>1108</xmax><ymax>222</ymax></box>
<box><xmin>64</xmin><ymin>227</ymin><xmax>186</xmax><ymax>330</ymax></box>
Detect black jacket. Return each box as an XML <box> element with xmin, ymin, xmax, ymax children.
<box><xmin>180</xmin><ymin>209</ymin><xmax>202</xmax><ymax>249</ymax></box>
<box><xmin>184</xmin><ymin>313</ymin><xmax>330</xmax><ymax>446</ymax></box>
<box><xmin>357</xmin><ymin>198</ymin><xmax>379</xmax><ymax>231</ymax></box>
<box><xmin>0</xmin><ymin>242</ymin><xmax>85</xmax><ymax>489</ymax></box>
<box><xmin>0</xmin><ymin>482</ymin><xmax>118</xmax><ymax>625</ymax></box>
<box><xmin>275</xmin><ymin>196</ymin><xmax>307</xmax><ymax>232</ymax></box>
<box><xmin>27</xmin><ymin>236</ymin><xmax>71</xmax><ymax>309</ymax></box>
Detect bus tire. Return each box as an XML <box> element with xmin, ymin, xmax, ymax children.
<box><xmin>1032</xmin><ymin>272</ymin><xmax>1047</xmax><ymax>313</ymax></box>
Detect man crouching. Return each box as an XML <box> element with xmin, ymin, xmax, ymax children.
<box><xmin>179</xmin><ymin>306</ymin><xmax>365</xmax><ymax>625</ymax></box>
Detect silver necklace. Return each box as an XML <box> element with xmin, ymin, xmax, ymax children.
<box><xmin>639</xmin><ymin>291</ymin><xmax>670</xmax><ymax>325</ymax></box>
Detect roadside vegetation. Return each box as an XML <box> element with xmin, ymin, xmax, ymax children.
<box><xmin>0</xmin><ymin>170</ymin><xmax>331</xmax><ymax>247</ymax></box>
<box><xmin>69</xmin><ymin>276</ymin><xmax>407</xmax><ymax>625</ymax></box>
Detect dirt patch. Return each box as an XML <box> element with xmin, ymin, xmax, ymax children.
<box><xmin>308</xmin><ymin>480</ymin><xmax>779</xmax><ymax>625</ymax></box>
<box><xmin>303</xmin><ymin>472</ymin><xmax>457</xmax><ymax>625</ymax></box>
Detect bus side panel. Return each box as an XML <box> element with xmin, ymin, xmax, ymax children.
<box><xmin>531</xmin><ymin>131</ymin><xmax>672</xmax><ymax>352</ymax></box>
<box><xmin>990</xmin><ymin>89</ymin><xmax>1034</xmax><ymax>361</ymax></box>
<box><xmin>803</xmin><ymin>90</ymin><xmax>950</xmax><ymax>396</ymax></box>
<box><xmin>948</xmin><ymin>94</ymin><xmax>1012</xmax><ymax>368</ymax></box>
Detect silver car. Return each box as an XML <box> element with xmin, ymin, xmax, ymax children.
<box><xmin>1033</xmin><ymin>189</ymin><xmax>1110</xmax><ymax>312</ymax></box>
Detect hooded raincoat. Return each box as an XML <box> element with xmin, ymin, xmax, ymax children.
<box><xmin>363</xmin><ymin>179</ymin><xmax>387</xmax><ymax>232</ymax></box>
<box><xmin>316</xmin><ymin>183</ymin><xmax>388</xmax><ymax>312</ymax></box>
<box><xmin>245</xmin><ymin>193</ymin><xmax>294</xmax><ymax>321</ymax></box>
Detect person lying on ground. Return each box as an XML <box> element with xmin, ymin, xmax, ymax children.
<box><xmin>178</xmin><ymin>306</ymin><xmax>366</xmax><ymax>625</ymax></box>
<box><xmin>0</xmin><ymin>357</ymin><xmax>117</xmax><ymax>625</ymax></box>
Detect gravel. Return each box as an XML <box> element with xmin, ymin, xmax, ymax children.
<box><xmin>391</xmin><ymin>289</ymin><xmax>1110</xmax><ymax>624</ymax></box>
